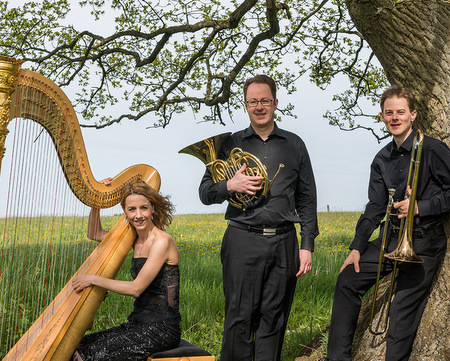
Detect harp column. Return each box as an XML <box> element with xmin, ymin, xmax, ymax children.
<box><xmin>0</xmin><ymin>56</ymin><xmax>23</xmax><ymax>172</ymax></box>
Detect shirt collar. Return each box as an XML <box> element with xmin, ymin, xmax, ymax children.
<box><xmin>390</xmin><ymin>128</ymin><xmax>416</xmax><ymax>154</ymax></box>
<box><xmin>241</xmin><ymin>122</ymin><xmax>286</xmax><ymax>140</ymax></box>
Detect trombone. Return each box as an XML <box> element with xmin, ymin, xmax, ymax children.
<box><xmin>369</xmin><ymin>130</ymin><xmax>424</xmax><ymax>335</ymax></box>
<box><xmin>369</xmin><ymin>189</ymin><xmax>396</xmax><ymax>335</ymax></box>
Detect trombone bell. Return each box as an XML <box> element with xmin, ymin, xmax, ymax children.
<box><xmin>384</xmin><ymin>230</ymin><xmax>423</xmax><ymax>263</ymax></box>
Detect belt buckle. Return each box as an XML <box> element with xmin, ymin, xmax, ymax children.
<box><xmin>262</xmin><ymin>228</ymin><xmax>277</xmax><ymax>236</ymax></box>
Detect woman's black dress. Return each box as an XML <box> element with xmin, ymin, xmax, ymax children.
<box><xmin>74</xmin><ymin>258</ymin><xmax>181</xmax><ymax>361</ymax></box>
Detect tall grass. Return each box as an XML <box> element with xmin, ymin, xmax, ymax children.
<box><xmin>0</xmin><ymin>212</ymin><xmax>365</xmax><ymax>360</ymax></box>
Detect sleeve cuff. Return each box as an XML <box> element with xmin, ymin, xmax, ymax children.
<box><xmin>417</xmin><ymin>199</ymin><xmax>431</xmax><ymax>217</ymax></box>
<box><xmin>300</xmin><ymin>239</ymin><xmax>315</xmax><ymax>252</ymax></box>
<box><xmin>350</xmin><ymin>238</ymin><xmax>368</xmax><ymax>255</ymax></box>
<box><xmin>218</xmin><ymin>181</ymin><xmax>231</xmax><ymax>198</ymax></box>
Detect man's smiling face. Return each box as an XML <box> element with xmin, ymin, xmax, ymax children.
<box><xmin>380</xmin><ymin>95</ymin><xmax>416</xmax><ymax>146</ymax></box>
<box><xmin>244</xmin><ymin>82</ymin><xmax>278</xmax><ymax>130</ymax></box>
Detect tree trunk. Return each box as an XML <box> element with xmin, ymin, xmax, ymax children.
<box><xmin>345</xmin><ymin>0</ymin><xmax>450</xmax><ymax>142</ymax></box>
<box><xmin>297</xmin><ymin>3</ymin><xmax>449</xmax><ymax>360</ymax></box>
<box><xmin>344</xmin><ymin>1</ymin><xmax>450</xmax><ymax>359</ymax></box>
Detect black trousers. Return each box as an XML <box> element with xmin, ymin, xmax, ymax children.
<box><xmin>327</xmin><ymin>224</ymin><xmax>447</xmax><ymax>361</ymax></box>
<box><xmin>220</xmin><ymin>225</ymin><xmax>299</xmax><ymax>361</ymax></box>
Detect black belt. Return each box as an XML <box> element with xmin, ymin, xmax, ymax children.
<box><xmin>228</xmin><ymin>220</ymin><xmax>295</xmax><ymax>236</ymax></box>
<box><xmin>389</xmin><ymin>222</ymin><xmax>442</xmax><ymax>237</ymax></box>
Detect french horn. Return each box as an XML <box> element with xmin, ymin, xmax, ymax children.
<box><xmin>179</xmin><ymin>132</ymin><xmax>284</xmax><ymax>211</ymax></box>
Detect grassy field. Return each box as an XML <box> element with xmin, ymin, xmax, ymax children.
<box><xmin>0</xmin><ymin>211</ymin><xmax>366</xmax><ymax>360</ymax></box>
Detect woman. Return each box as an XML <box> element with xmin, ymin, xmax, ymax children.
<box><xmin>72</xmin><ymin>181</ymin><xmax>180</xmax><ymax>361</ymax></box>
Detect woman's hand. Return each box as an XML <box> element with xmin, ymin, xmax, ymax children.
<box><xmin>99</xmin><ymin>177</ymin><xmax>113</xmax><ymax>186</ymax></box>
<box><xmin>72</xmin><ymin>274</ymin><xmax>96</xmax><ymax>293</ymax></box>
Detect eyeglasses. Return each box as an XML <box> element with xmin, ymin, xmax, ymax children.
<box><xmin>245</xmin><ymin>98</ymin><xmax>275</xmax><ymax>107</ymax></box>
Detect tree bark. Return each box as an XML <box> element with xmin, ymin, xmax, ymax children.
<box><xmin>344</xmin><ymin>1</ymin><xmax>450</xmax><ymax>359</ymax></box>
<box><xmin>297</xmin><ymin>1</ymin><xmax>449</xmax><ymax>357</ymax></box>
<box><xmin>345</xmin><ymin>0</ymin><xmax>450</xmax><ymax>142</ymax></box>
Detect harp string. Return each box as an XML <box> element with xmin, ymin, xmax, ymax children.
<box><xmin>0</xmin><ymin>59</ymin><xmax>159</xmax><ymax>360</ymax></box>
<box><xmin>0</xmin><ymin>91</ymin><xmax>113</xmax><ymax>356</ymax></box>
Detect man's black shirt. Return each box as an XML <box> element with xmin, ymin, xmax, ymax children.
<box><xmin>351</xmin><ymin>129</ymin><xmax>450</xmax><ymax>253</ymax></box>
<box><xmin>199</xmin><ymin>123</ymin><xmax>319</xmax><ymax>251</ymax></box>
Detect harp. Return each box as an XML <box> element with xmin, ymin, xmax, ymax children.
<box><xmin>0</xmin><ymin>56</ymin><xmax>161</xmax><ymax>360</ymax></box>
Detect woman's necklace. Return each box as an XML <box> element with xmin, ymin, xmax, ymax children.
<box><xmin>135</xmin><ymin>239</ymin><xmax>145</xmax><ymax>256</ymax></box>
<box><xmin>135</xmin><ymin>226</ymin><xmax>154</xmax><ymax>257</ymax></box>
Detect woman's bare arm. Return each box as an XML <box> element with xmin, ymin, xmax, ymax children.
<box><xmin>86</xmin><ymin>208</ymin><xmax>109</xmax><ymax>242</ymax></box>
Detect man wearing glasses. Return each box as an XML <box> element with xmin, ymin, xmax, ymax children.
<box><xmin>199</xmin><ymin>74</ymin><xmax>319</xmax><ymax>360</ymax></box>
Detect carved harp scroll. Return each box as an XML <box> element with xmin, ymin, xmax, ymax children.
<box><xmin>0</xmin><ymin>56</ymin><xmax>161</xmax><ymax>360</ymax></box>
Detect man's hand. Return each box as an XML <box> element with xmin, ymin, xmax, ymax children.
<box><xmin>296</xmin><ymin>249</ymin><xmax>312</xmax><ymax>277</ymax></box>
<box><xmin>340</xmin><ymin>249</ymin><xmax>361</xmax><ymax>273</ymax></box>
<box><xmin>226</xmin><ymin>163</ymin><xmax>264</xmax><ymax>195</ymax></box>
<box><xmin>393</xmin><ymin>186</ymin><xmax>419</xmax><ymax>219</ymax></box>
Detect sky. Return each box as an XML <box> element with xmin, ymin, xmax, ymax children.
<box><xmin>2</xmin><ymin>1</ymin><xmax>391</xmax><ymax>216</ymax></box>
<box><xmin>77</xmin><ymin>80</ymin><xmax>388</xmax><ymax>215</ymax></box>
<box><xmin>0</xmin><ymin>73</ymin><xmax>389</xmax><ymax>217</ymax></box>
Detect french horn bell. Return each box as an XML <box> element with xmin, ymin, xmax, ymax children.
<box><xmin>179</xmin><ymin>133</ymin><xmax>284</xmax><ymax>211</ymax></box>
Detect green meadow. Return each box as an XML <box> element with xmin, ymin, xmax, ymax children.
<box><xmin>0</xmin><ymin>212</ymin><xmax>367</xmax><ymax>360</ymax></box>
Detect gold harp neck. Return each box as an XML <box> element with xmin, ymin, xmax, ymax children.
<box><xmin>178</xmin><ymin>132</ymin><xmax>232</xmax><ymax>165</ymax></box>
<box><xmin>1</xmin><ymin>57</ymin><xmax>161</xmax><ymax>208</ymax></box>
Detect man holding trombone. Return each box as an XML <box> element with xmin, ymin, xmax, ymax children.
<box><xmin>326</xmin><ymin>85</ymin><xmax>450</xmax><ymax>361</ymax></box>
